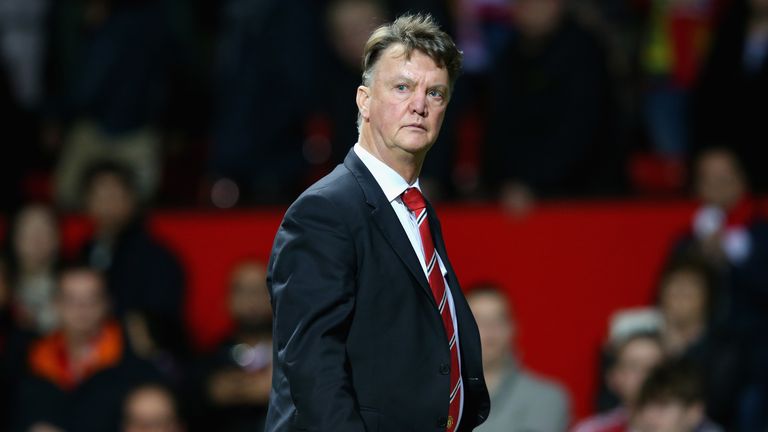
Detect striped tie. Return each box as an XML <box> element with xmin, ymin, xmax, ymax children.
<box><xmin>401</xmin><ymin>187</ymin><xmax>462</xmax><ymax>431</ymax></box>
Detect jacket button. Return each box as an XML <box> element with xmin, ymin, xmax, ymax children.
<box><xmin>439</xmin><ymin>363</ymin><xmax>450</xmax><ymax>375</ymax></box>
<box><xmin>437</xmin><ymin>417</ymin><xmax>448</xmax><ymax>428</ymax></box>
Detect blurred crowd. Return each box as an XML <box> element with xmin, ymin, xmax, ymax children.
<box><xmin>0</xmin><ymin>150</ymin><xmax>766</xmax><ymax>431</ymax></box>
<box><xmin>1</xmin><ymin>0</ymin><xmax>768</xmax><ymax>431</ymax></box>
<box><xmin>0</xmin><ymin>0</ymin><xmax>766</xmax><ymax>210</ymax></box>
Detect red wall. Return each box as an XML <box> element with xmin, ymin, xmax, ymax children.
<box><xmin>58</xmin><ymin>201</ymin><xmax>697</xmax><ymax>420</ymax></box>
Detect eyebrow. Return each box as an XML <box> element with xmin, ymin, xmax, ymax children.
<box><xmin>391</xmin><ymin>75</ymin><xmax>449</xmax><ymax>92</ymax></box>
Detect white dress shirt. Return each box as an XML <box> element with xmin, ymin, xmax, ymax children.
<box><xmin>354</xmin><ymin>143</ymin><xmax>464</xmax><ymax>426</ymax></box>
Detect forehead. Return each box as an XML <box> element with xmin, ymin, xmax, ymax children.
<box><xmin>373</xmin><ymin>44</ymin><xmax>448</xmax><ymax>83</ymax></box>
<box><xmin>60</xmin><ymin>272</ymin><xmax>103</xmax><ymax>296</ymax></box>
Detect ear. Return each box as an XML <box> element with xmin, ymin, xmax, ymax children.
<box><xmin>356</xmin><ymin>85</ymin><xmax>371</xmax><ymax>122</ymax></box>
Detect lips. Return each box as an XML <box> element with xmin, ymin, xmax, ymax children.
<box><xmin>404</xmin><ymin>123</ymin><xmax>427</xmax><ymax>131</ymax></box>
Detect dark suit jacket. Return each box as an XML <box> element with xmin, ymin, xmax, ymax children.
<box><xmin>265</xmin><ymin>149</ymin><xmax>490</xmax><ymax>432</ymax></box>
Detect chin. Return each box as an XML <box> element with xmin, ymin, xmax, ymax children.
<box><xmin>397</xmin><ymin>137</ymin><xmax>434</xmax><ymax>154</ymax></box>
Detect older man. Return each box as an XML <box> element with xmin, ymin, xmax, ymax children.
<box><xmin>266</xmin><ymin>13</ymin><xmax>489</xmax><ymax>432</ymax></box>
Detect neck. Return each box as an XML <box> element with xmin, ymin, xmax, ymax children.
<box><xmin>482</xmin><ymin>354</ymin><xmax>512</xmax><ymax>395</ymax></box>
<box><xmin>358</xmin><ymin>130</ymin><xmax>425</xmax><ymax>185</ymax></box>
<box><xmin>65</xmin><ymin>328</ymin><xmax>100</xmax><ymax>356</ymax></box>
<box><xmin>664</xmin><ymin>318</ymin><xmax>705</xmax><ymax>354</ymax></box>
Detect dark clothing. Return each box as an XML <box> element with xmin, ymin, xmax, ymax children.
<box><xmin>266</xmin><ymin>150</ymin><xmax>490</xmax><ymax>431</ymax></box>
<box><xmin>669</xmin><ymin>217</ymin><xmax>768</xmax><ymax>429</ymax></box>
<box><xmin>693</xmin><ymin>0</ymin><xmax>768</xmax><ymax>192</ymax></box>
<box><xmin>80</xmin><ymin>219</ymin><xmax>187</xmax><ymax>359</ymax></box>
<box><xmin>81</xmin><ymin>219</ymin><xmax>185</xmax><ymax>318</ymax></box>
<box><xmin>210</xmin><ymin>0</ymin><xmax>320</xmax><ymax>203</ymax></box>
<box><xmin>188</xmin><ymin>337</ymin><xmax>271</xmax><ymax>432</ymax></box>
<box><xmin>11</xmin><ymin>328</ymin><xmax>162</xmax><ymax>432</ymax></box>
<box><xmin>46</xmin><ymin>0</ymin><xmax>180</xmax><ymax>134</ymax></box>
<box><xmin>484</xmin><ymin>17</ymin><xmax>619</xmax><ymax>196</ymax></box>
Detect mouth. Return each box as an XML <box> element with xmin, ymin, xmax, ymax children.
<box><xmin>404</xmin><ymin>124</ymin><xmax>427</xmax><ymax>132</ymax></box>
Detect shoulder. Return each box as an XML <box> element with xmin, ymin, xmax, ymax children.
<box><xmin>571</xmin><ymin>408</ymin><xmax>628</xmax><ymax>432</ymax></box>
<box><xmin>285</xmin><ymin>163</ymin><xmax>364</xmax><ymax>222</ymax></box>
<box><xmin>516</xmin><ymin>369</ymin><xmax>570</xmax><ymax>405</ymax></box>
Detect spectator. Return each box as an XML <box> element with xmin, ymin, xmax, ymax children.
<box><xmin>188</xmin><ymin>260</ymin><xmax>271</xmax><ymax>432</ymax></box>
<box><xmin>4</xmin><ymin>204</ymin><xmax>61</xmax><ymax>335</ymax></box>
<box><xmin>484</xmin><ymin>0</ymin><xmax>619</xmax><ymax>209</ymax></box>
<box><xmin>672</xmin><ymin>146</ymin><xmax>768</xmax><ymax>431</ymax></box>
<box><xmin>79</xmin><ymin>160</ymin><xmax>187</xmax><ymax>372</ymax></box>
<box><xmin>12</xmin><ymin>266</ymin><xmax>160</xmax><ymax>432</ymax></box>
<box><xmin>314</xmin><ymin>0</ymin><xmax>388</xmax><ymax>171</ymax></box>
<box><xmin>209</xmin><ymin>0</ymin><xmax>320</xmax><ymax>204</ymax></box>
<box><xmin>572</xmin><ymin>332</ymin><xmax>665</xmax><ymax>432</ymax></box>
<box><xmin>47</xmin><ymin>0</ymin><xmax>188</xmax><ymax>209</ymax></box>
<box><xmin>671</xmin><ymin>149</ymin><xmax>768</xmax><ymax>349</ymax></box>
<box><xmin>639</xmin><ymin>0</ymin><xmax>722</xmax><ymax>158</ymax></box>
<box><xmin>632</xmin><ymin>360</ymin><xmax>723</xmax><ymax>432</ymax></box>
<box><xmin>467</xmin><ymin>284</ymin><xmax>570</xmax><ymax>432</ymax></box>
<box><xmin>657</xmin><ymin>258</ymin><xmax>744</xmax><ymax>427</ymax></box>
<box><xmin>693</xmin><ymin>0</ymin><xmax>768</xmax><ymax>192</ymax></box>
<box><xmin>123</xmin><ymin>383</ymin><xmax>184</xmax><ymax>432</ymax></box>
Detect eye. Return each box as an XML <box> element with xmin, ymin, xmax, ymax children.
<box><xmin>428</xmin><ymin>89</ymin><xmax>445</xmax><ymax>99</ymax></box>
<box><xmin>395</xmin><ymin>84</ymin><xmax>409</xmax><ymax>92</ymax></box>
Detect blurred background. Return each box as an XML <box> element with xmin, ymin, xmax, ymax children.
<box><xmin>0</xmin><ymin>0</ymin><xmax>767</xmax><ymax>431</ymax></box>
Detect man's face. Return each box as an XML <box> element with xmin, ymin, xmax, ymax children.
<box><xmin>660</xmin><ymin>270</ymin><xmax>707</xmax><ymax>328</ymax></box>
<box><xmin>56</xmin><ymin>271</ymin><xmax>108</xmax><ymax>339</ymax></box>
<box><xmin>468</xmin><ymin>292</ymin><xmax>514</xmax><ymax>368</ymax></box>
<box><xmin>695</xmin><ymin>152</ymin><xmax>745</xmax><ymax>210</ymax></box>
<box><xmin>633</xmin><ymin>400</ymin><xmax>703</xmax><ymax>432</ymax></box>
<box><xmin>86</xmin><ymin>173</ymin><xmax>136</xmax><ymax>235</ymax></box>
<box><xmin>357</xmin><ymin>45</ymin><xmax>450</xmax><ymax>162</ymax></box>
<box><xmin>608</xmin><ymin>338</ymin><xmax>665</xmax><ymax>405</ymax></box>
<box><xmin>229</xmin><ymin>262</ymin><xmax>271</xmax><ymax>331</ymax></box>
<box><xmin>123</xmin><ymin>388</ymin><xmax>181</xmax><ymax>432</ymax></box>
<box><xmin>13</xmin><ymin>206</ymin><xmax>59</xmax><ymax>270</ymax></box>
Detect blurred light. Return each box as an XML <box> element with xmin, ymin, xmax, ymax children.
<box><xmin>211</xmin><ymin>178</ymin><xmax>240</xmax><ymax>209</ymax></box>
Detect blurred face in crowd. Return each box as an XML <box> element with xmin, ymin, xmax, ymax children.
<box><xmin>56</xmin><ymin>269</ymin><xmax>109</xmax><ymax>340</ymax></box>
<box><xmin>327</xmin><ymin>0</ymin><xmax>385</xmax><ymax>68</ymax></box>
<box><xmin>123</xmin><ymin>386</ymin><xmax>182</xmax><ymax>432</ymax></box>
<box><xmin>229</xmin><ymin>261</ymin><xmax>271</xmax><ymax>333</ymax></box>
<box><xmin>468</xmin><ymin>290</ymin><xmax>514</xmax><ymax>369</ymax></box>
<box><xmin>514</xmin><ymin>0</ymin><xmax>564</xmax><ymax>39</ymax></box>
<box><xmin>86</xmin><ymin>172</ymin><xmax>137</xmax><ymax>237</ymax></box>
<box><xmin>633</xmin><ymin>399</ymin><xmax>704</xmax><ymax>432</ymax></box>
<box><xmin>608</xmin><ymin>337</ymin><xmax>665</xmax><ymax>406</ymax></box>
<box><xmin>659</xmin><ymin>270</ymin><xmax>708</xmax><ymax>328</ymax></box>
<box><xmin>13</xmin><ymin>205</ymin><xmax>59</xmax><ymax>272</ymax></box>
<box><xmin>357</xmin><ymin>45</ymin><xmax>450</xmax><ymax>172</ymax></box>
<box><xmin>694</xmin><ymin>150</ymin><xmax>746</xmax><ymax>210</ymax></box>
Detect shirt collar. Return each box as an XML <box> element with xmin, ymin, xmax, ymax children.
<box><xmin>354</xmin><ymin>143</ymin><xmax>420</xmax><ymax>203</ymax></box>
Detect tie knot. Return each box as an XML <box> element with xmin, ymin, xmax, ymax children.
<box><xmin>401</xmin><ymin>187</ymin><xmax>427</xmax><ymax>213</ymax></box>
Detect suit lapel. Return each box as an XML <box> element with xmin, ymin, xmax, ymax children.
<box><xmin>343</xmin><ymin>150</ymin><xmax>435</xmax><ymax>306</ymax></box>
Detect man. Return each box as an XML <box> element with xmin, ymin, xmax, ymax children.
<box><xmin>79</xmin><ymin>160</ymin><xmax>187</xmax><ymax>365</ymax></box>
<box><xmin>631</xmin><ymin>361</ymin><xmax>723</xmax><ymax>432</ymax></box>
<box><xmin>123</xmin><ymin>384</ymin><xmax>184</xmax><ymax>432</ymax></box>
<box><xmin>669</xmin><ymin>148</ymin><xmax>768</xmax><ymax>429</ymax></box>
<box><xmin>266</xmin><ymin>13</ymin><xmax>490</xmax><ymax>432</ymax></box>
<box><xmin>572</xmin><ymin>332</ymin><xmax>665</xmax><ymax>432</ymax></box>
<box><xmin>467</xmin><ymin>285</ymin><xmax>570</xmax><ymax>432</ymax></box>
<box><xmin>191</xmin><ymin>260</ymin><xmax>272</xmax><ymax>432</ymax></box>
<box><xmin>13</xmin><ymin>266</ymin><xmax>160</xmax><ymax>432</ymax></box>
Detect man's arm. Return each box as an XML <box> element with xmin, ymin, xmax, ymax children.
<box><xmin>268</xmin><ymin>191</ymin><xmax>365</xmax><ymax>431</ymax></box>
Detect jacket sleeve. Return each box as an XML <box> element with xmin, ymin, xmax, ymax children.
<box><xmin>268</xmin><ymin>191</ymin><xmax>365</xmax><ymax>431</ymax></box>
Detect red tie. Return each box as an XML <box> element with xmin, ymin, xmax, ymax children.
<box><xmin>401</xmin><ymin>187</ymin><xmax>462</xmax><ymax>432</ymax></box>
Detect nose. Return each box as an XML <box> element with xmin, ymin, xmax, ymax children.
<box><xmin>409</xmin><ymin>91</ymin><xmax>427</xmax><ymax>117</ymax></box>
